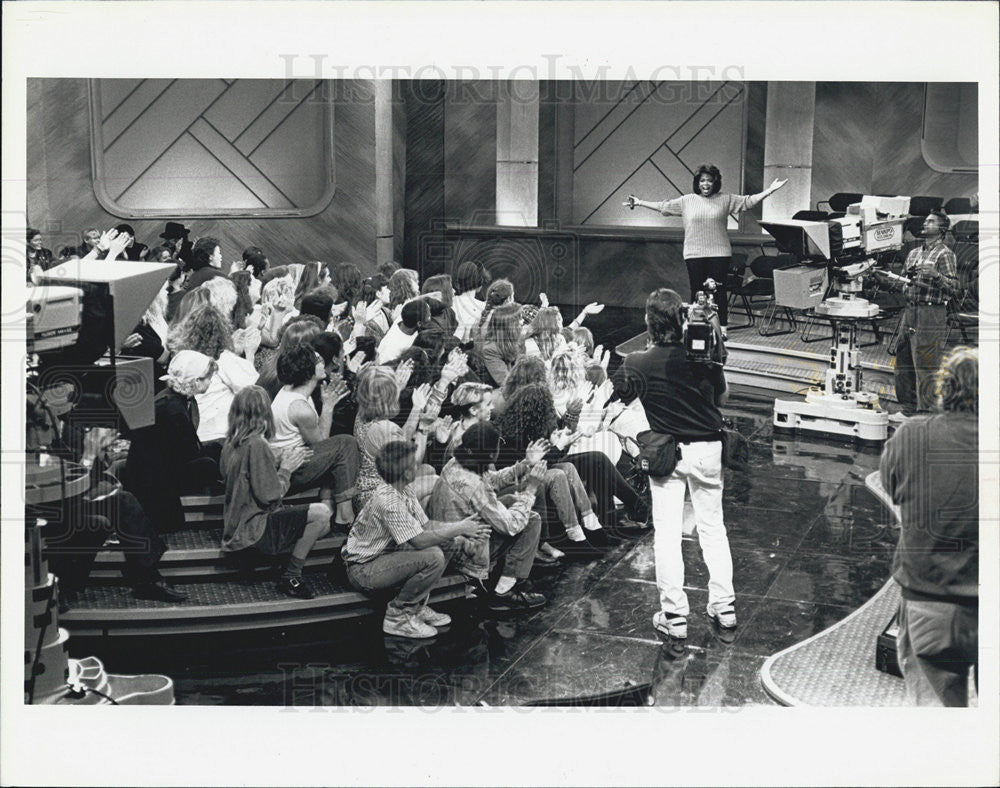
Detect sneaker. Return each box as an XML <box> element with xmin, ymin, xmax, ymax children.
<box><xmin>383</xmin><ymin>611</ymin><xmax>437</xmax><ymax>639</ymax></box>
<box><xmin>487</xmin><ymin>584</ymin><xmax>547</xmax><ymax>614</ymax></box>
<box><xmin>417</xmin><ymin>606</ymin><xmax>452</xmax><ymax>628</ymax></box>
<box><xmin>584</xmin><ymin>528</ymin><xmax>622</xmax><ymax>548</ymax></box>
<box><xmin>706</xmin><ymin>604</ymin><xmax>737</xmax><ymax>629</ymax></box>
<box><xmin>549</xmin><ymin>535</ymin><xmax>605</xmax><ymax>560</ymax></box>
<box><xmin>615</xmin><ymin>517</ymin><xmax>653</xmax><ymax>538</ymax></box>
<box><xmin>276</xmin><ymin>575</ymin><xmax>316</xmax><ymax>599</ymax></box>
<box><xmin>653</xmin><ymin>611</ymin><xmax>688</xmax><ymax>640</ymax></box>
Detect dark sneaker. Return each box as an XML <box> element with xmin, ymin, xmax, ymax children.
<box><xmin>277</xmin><ymin>575</ymin><xmax>316</xmax><ymax>599</ymax></box>
<box><xmin>584</xmin><ymin>529</ymin><xmax>621</xmax><ymax>548</ymax></box>
<box><xmin>487</xmin><ymin>586</ymin><xmax>547</xmax><ymax>614</ymax></box>
<box><xmin>549</xmin><ymin>536</ymin><xmax>605</xmax><ymax>560</ymax></box>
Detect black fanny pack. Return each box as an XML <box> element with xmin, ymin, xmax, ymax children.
<box><xmin>635</xmin><ymin>430</ymin><xmax>680</xmax><ymax>478</ymax></box>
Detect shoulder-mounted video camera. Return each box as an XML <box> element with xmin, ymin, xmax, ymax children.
<box><xmin>682</xmin><ymin>279</ymin><xmax>723</xmax><ymax>364</ymax></box>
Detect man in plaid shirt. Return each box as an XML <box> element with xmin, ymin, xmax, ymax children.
<box><xmin>891</xmin><ymin>210</ymin><xmax>959</xmax><ymax>420</ymax></box>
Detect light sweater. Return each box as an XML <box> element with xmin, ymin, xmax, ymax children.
<box><xmin>656</xmin><ymin>192</ymin><xmax>766</xmax><ymax>259</ymax></box>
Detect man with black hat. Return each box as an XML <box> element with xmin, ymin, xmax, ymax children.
<box><xmin>160</xmin><ymin>221</ymin><xmax>193</xmax><ymax>266</ymax></box>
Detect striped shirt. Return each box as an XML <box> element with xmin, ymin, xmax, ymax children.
<box><xmin>656</xmin><ymin>192</ymin><xmax>766</xmax><ymax>259</ymax></box>
<box><xmin>342</xmin><ymin>481</ymin><xmax>427</xmax><ymax>564</ymax></box>
<box><xmin>903</xmin><ymin>240</ymin><xmax>958</xmax><ymax>305</ymax></box>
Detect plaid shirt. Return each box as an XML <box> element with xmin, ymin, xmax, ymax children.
<box><xmin>342</xmin><ymin>481</ymin><xmax>427</xmax><ymax>564</ymax></box>
<box><xmin>903</xmin><ymin>240</ymin><xmax>958</xmax><ymax>306</ymax></box>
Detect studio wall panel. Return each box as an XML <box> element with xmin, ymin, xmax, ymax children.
<box><xmin>28</xmin><ymin>78</ymin><xmax>379</xmax><ymax>272</ymax></box>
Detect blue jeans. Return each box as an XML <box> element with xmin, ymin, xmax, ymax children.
<box><xmin>346</xmin><ymin>546</ymin><xmax>447</xmax><ymax>614</ymax></box>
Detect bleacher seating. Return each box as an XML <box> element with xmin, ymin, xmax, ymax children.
<box><xmin>58</xmin><ymin>487</ymin><xmax>472</xmax><ymax>637</ymax></box>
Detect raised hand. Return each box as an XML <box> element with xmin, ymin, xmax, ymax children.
<box><xmin>624</xmin><ymin>195</ymin><xmax>637</xmax><ymax>210</ymax></box>
<box><xmin>321</xmin><ymin>376</ymin><xmax>350</xmax><ymax>406</ymax></box>
<box><xmin>106</xmin><ymin>231</ymin><xmax>131</xmax><ymax>259</ymax></box>
<box><xmin>330</xmin><ymin>301</ymin><xmax>349</xmax><ymax>319</ymax></box>
<box><xmin>524</xmin><ymin>438</ymin><xmax>551</xmax><ymax>464</ymax></box>
<box><xmin>550</xmin><ymin>427</ymin><xmax>574</xmax><ymax>450</ymax></box>
<box><xmin>410</xmin><ymin>382</ymin><xmax>433</xmax><ymax>412</ymax></box>
<box><xmin>352</xmin><ymin>300</ymin><xmax>368</xmax><ymax>323</ymax></box>
<box><xmin>768</xmin><ymin>178</ymin><xmax>788</xmax><ymax>193</ymax></box>
<box><xmin>582</xmin><ymin>302</ymin><xmax>604</xmax><ymax>316</ymax></box>
<box><xmin>346</xmin><ymin>350</ymin><xmax>367</xmax><ymax>374</ymax></box>
<box><xmin>440</xmin><ymin>349</ymin><xmax>468</xmax><ymax>385</ymax></box>
<box><xmin>394</xmin><ymin>358</ymin><xmax>415</xmax><ymax>392</ymax></box>
<box><xmin>433</xmin><ymin>415</ymin><xmax>455</xmax><ymax>444</ymax></box>
<box><xmin>97</xmin><ymin>228</ymin><xmax>119</xmax><ymax>251</ymax></box>
<box><xmin>538</xmin><ymin>292</ymin><xmax>549</xmax><ymax>308</ymax></box>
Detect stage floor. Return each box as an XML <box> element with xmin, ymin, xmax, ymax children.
<box><xmin>72</xmin><ymin>387</ymin><xmax>898</xmax><ymax>707</ymax></box>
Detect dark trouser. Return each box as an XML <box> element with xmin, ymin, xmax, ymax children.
<box><xmin>346</xmin><ymin>547</ymin><xmax>448</xmax><ymax>614</ymax></box>
<box><xmin>130</xmin><ymin>455</ymin><xmax>222</xmax><ymax>534</ymax></box>
<box><xmin>42</xmin><ymin>486</ymin><xmax>166</xmax><ymax>592</ymax></box>
<box><xmin>687</xmin><ymin>256</ymin><xmax>731</xmax><ymax>326</ymax></box>
<box><xmin>896</xmin><ymin>596</ymin><xmax>978</xmax><ymax>706</ymax></box>
<box><xmin>289</xmin><ymin>435</ymin><xmax>360</xmax><ymax>503</ymax></box>
<box><xmin>894</xmin><ymin>304</ymin><xmax>948</xmax><ymax>414</ymax></box>
<box><xmin>563</xmin><ymin>451</ymin><xmax>639</xmax><ymax>523</ymax></box>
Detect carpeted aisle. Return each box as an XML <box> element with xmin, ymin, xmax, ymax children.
<box><xmin>760</xmin><ymin>579</ymin><xmax>906</xmax><ymax>706</ymax></box>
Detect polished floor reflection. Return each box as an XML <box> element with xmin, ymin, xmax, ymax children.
<box><xmin>71</xmin><ymin>387</ymin><xmax>895</xmax><ymax>706</ymax></box>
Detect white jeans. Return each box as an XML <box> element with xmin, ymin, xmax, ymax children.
<box><xmin>650</xmin><ymin>440</ymin><xmax>734</xmax><ymax>617</ymax></box>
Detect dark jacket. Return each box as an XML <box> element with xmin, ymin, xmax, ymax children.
<box><xmin>124</xmin><ymin>389</ymin><xmax>218</xmax><ymax>533</ymax></box>
<box><xmin>882</xmin><ymin>413</ymin><xmax>978</xmax><ymax>604</ymax></box>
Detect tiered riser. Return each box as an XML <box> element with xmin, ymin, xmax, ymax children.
<box><xmin>57</xmin><ymin>489</ymin><xmax>471</xmax><ymax>637</ymax></box>
<box><xmin>58</xmin><ymin>574</ymin><xmax>470</xmax><ymax>638</ymax></box>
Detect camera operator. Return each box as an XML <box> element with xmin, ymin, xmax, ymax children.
<box><xmin>891</xmin><ymin>209</ymin><xmax>959</xmax><ymax>422</ymax></box>
<box><xmin>611</xmin><ymin>288</ymin><xmax>735</xmax><ymax>641</ymax></box>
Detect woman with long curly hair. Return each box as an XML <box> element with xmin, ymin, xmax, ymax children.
<box><xmin>480</xmin><ymin>302</ymin><xmax>523</xmax><ymax>386</ymax></box>
<box><xmin>168</xmin><ymin>304</ymin><xmax>259</xmax><ymax>447</ymax></box>
<box><xmin>495</xmin><ymin>382</ymin><xmax>643</xmax><ymax>546</ymax></box>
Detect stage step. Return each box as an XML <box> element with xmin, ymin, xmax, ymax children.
<box><xmin>59</xmin><ymin>573</ymin><xmax>471</xmax><ymax>637</ymax></box>
<box><xmin>89</xmin><ymin>528</ymin><xmax>348</xmax><ymax>582</ymax></box>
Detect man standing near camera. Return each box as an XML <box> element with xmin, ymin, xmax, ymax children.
<box><xmin>612</xmin><ymin>288</ymin><xmax>734</xmax><ymax>640</ymax></box>
<box><xmin>891</xmin><ymin>209</ymin><xmax>958</xmax><ymax>422</ymax></box>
